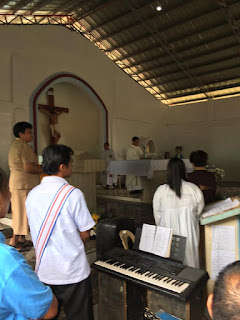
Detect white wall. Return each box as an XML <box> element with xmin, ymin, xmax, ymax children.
<box><xmin>0</xmin><ymin>25</ymin><xmax>240</xmax><ymax>181</ymax></box>
<box><xmin>165</xmin><ymin>98</ymin><xmax>240</xmax><ymax>181</ymax></box>
<box><xmin>0</xmin><ymin>25</ymin><xmax>165</xmax><ymax>175</ymax></box>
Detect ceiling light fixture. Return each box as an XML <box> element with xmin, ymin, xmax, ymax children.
<box><xmin>156</xmin><ymin>6</ymin><xmax>162</xmax><ymax>11</ymax></box>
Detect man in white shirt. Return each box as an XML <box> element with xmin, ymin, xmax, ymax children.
<box><xmin>126</xmin><ymin>136</ymin><xmax>144</xmax><ymax>193</ymax></box>
<box><xmin>26</xmin><ymin>144</ymin><xmax>95</xmax><ymax>320</ymax></box>
<box><xmin>101</xmin><ymin>142</ymin><xmax>118</xmax><ymax>189</ymax></box>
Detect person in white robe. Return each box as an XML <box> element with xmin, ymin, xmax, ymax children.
<box><xmin>101</xmin><ymin>142</ymin><xmax>118</xmax><ymax>188</ymax></box>
<box><xmin>126</xmin><ymin>136</ymin><xmax>144</xmax><ymax>193</ymax></box>
<box><xmin>153</xmin><ymin>158</ymin><xmax>204</xmax><ymax>268</ymax></box>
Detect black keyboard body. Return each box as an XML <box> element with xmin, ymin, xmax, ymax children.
<box><xmin>92</xmin><ymin>247</ymin><xmax>209</xmax><ymax>301</ymax></box>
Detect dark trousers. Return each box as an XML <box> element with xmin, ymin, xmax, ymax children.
<box><xmin>49</xmin><ymin>276</ymin><xmax>94</xmax><ymax>320</ymax></box>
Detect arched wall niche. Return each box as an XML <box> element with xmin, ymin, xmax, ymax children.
<box><xmin>30</xmin><ymin>73</ymin><xmax>108</xmax><ymax>156</ymax></box>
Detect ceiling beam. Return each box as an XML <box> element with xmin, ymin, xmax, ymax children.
<box><xmin>119</xmin><ymin>20</ymin><xmax>229</xmax><ymax>61</ymax></box>
<box><xmin>134</xmin><ymin>15</ymin><xmax>212</xmax><ymax>99</ymax></box>
<box><xmin>135</xmin><ymin>44</ymin><xmax>238</xmax><ymax>76</ymax></box>
<box><xmin>217</xmin><ymin>0</ymin><xmax>240</xmax><ymax>45</ymax></box>
<box><xmin>106</xmin><ymin>1</ymin><xmax>240</xmax><ymax>52</ymax></box>
<box><xmin>123</xmin><ymin>32</ymin><xmax>235</xmax><ymax>70</ymax></box>
<box><xmin>162</xmin><ymin>81</ymin><xmax>240</xmax><ymax>101</ymax></box>
<box><xmin>97</xmin><ymin>0</ymin><xmax>196</xmax><ymax>42</ymax></box>
<box><xmin>148</xmin><ymin>65</ymin><xmax>240</xmax><ymax>92</ymax></box>
<box><xmin>151</xmin><ymin>63</ymin><xmax>240</xmax><ymax>90</ymax></box>
<box><xmin>141</xmin><ymin>52</ymin><xmax>239</xmax><ymax>81</ymax></box>
<box><xmin>164</xmin><ymin>75</ymin><xmax>240</xmax><ymax>96</ymax></box>
<box><xmin>164</xmin><ymin>90</ymin><xmax>240</xmax><ymax>106</ymax></box>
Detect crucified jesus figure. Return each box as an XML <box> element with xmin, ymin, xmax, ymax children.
<box><xmin>38</xmin><ymin>88</ymin><xmax>69</xmax><ymax>144</ymax></box>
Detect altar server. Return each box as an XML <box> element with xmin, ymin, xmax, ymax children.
<box><xmin>126</xmin><ymin>136</ymin><xmax>144</xmax><ymax>193</ymax></box>
<box><xmin>101</xmin><ymin>142</ymin><xmax>118</xmax><ymax>189</ymax></box>
<box><xmin>153</xmin><ymin>158</ymin><xmax>204</xmax><ymax>268</ymax></box>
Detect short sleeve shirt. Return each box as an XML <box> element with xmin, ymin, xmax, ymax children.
<box><xmin>8</xmin><ymin>139</ymin><xmax>39</xmax><ymax>190</ymax></box>
<box><xmin>0</xmin><ymin>233</ymin><xmax>53</xmax><ymax>320</ymax></box>
<box><xmin>26</xmin><ymin>176</ymin><xmax>95</xmax><ymax>285</ymax></box>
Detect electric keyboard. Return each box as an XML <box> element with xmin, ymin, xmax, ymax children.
<box><xmin>92</xmin><ymin>247</ymin><xmax>209</xmax><ymax>301</ymax></box>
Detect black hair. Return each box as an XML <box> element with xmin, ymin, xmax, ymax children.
<box><xmin>104</xmin><ymin>142</ymin><xmax>109</xmax><ymax>146</ymax></box>
<box><xmin>13</xmin><ymin>122</ymin><xmax>32</xmax><ymax>138</ymax></box>
<box><xmin>212</xmin><ymin>260</ymin><xmax>240</xmax><ymax>320</ymax></box>
<box><xmin>167</xmin><ymin>158</ymin><xmax>187</xmax><ymax>198</ymax></box>
<box><xmin>0</xmin><ymin>168</ymin><xmax>8</xmax><ymax>197</ymax></box>
<box><xmin>42</xmin><ymin>144</ymin><xmax>73</xmax><ymax>175</ymax></box>
<box><xmin>190</xmin><ymin>150</ymin><xmax>208</xmax><ymax>167</ymax></box>
<box><xmin>132</xmin><ymin>136</ymin><xmax>139</xmax><ymax>141</ymax></box>
<box><xmin>175</xmin><ymin>146</ymin><xmax>182</xmax><ymax>151</ymax></box>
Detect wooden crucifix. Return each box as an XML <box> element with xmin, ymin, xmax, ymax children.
<box><xmin>38</xmin><ymin>88</ymin><xmax>69</xmax><ymax>144</ymax></box>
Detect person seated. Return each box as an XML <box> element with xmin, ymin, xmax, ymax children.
<box><xmin>207</xmin><ymin>260</ymin><xmax>240</xmax><ymax>320</ymax></box>
<box><xmin>0</xmin><ymin>168</ymin><xmax>58</xmax><ymax>320</ymax></box>
<box><xmin>188</xmin><ymin>150</ymin><xmax>216</xmax><ymax>205</ymax></box>
<box><xmin>153</xmin><ymin>158</ymin><xmax>204</xmax><ymax>268</ymax></box>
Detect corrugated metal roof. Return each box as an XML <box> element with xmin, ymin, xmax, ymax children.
<box><xmin>1</xmin><ymin>0</ymin><xmax>240</xmax><ymax>105</ymax></box>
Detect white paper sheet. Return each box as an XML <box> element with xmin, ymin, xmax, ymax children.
<box><xmin>211</xmin><ymin>225</ymin><xmax>236</xmax><ymax>280</ymax></box>
<box><xmin>139</xmin><ymin>223</ymin><xmax>155</xmax><ymax>253</ymax></box>
<box><xmin>211</xmin><ymin>250</ymin><xmax>236</xmax><ymax>280</ymax></box>
<box><xmin>152</xmin><ymin>226</ymin><xmax>172</xmax><ymax>257</ymax></box>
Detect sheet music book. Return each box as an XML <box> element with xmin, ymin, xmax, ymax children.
<box><xmin>202</xmin><ymin>197</ymin><xmax>240</xmax><ymax>218</ymax></box>
<box><xmin>139</xmin><ymin>224</ymin><xmax>173</xmax><ymax>258</ymax></box>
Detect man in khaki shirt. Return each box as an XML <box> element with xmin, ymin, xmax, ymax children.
<box><xmin>8</xmin><ymin>122</ymin><xmax>42</xmax><ymax>251</ymax></box>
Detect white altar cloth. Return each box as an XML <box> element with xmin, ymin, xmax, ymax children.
<box><xmin>108</xmin><ymin>159</ymin><xmax>193</xmax><ymax>179</ymax></box>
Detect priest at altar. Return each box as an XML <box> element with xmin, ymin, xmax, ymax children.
<box><xmin>125</xmin><ymin>136</ymin><xmax>144</xmax><ymax>193</ymax></box>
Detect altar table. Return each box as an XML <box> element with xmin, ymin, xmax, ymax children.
<box><xmin>108</xmin><ymin>159</ymin><xmax>193</xmax><ymax>203</ymax></box>
<box><xmin>108</xmin><ymin>159</ymin><xmax>193</xmax><ymax>178</ymax></box>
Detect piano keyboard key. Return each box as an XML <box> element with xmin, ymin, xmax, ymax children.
<box><xmin>94</xmin><ymin>259</ymin><xmax>189</xmax><ymax>294</ymax></box>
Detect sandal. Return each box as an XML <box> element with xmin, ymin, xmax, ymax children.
<box><xmin>18</xmin><ymin>240</ymin><xmax>33</xmax><ymax>248</ymax></box>
<box><xmin>9</xmin><ymin>242</ymin><xmax>31</xmax><ymax>252</ymax></box>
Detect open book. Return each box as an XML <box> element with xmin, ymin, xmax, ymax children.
<box><xmin>202</xmin><ymin>197</ymin><xmax>240</xmax><ymax>218</ymax></box>
<box><xmin>139</xmin><ymin>223</ymin><xmax>173</xmax><ymax>258</ymax></box>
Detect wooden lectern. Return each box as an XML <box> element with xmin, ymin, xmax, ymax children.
<box><xmin>67</xmin><ymin>156</ymin><xmax>106</xmax><ymax>211</ymax></box>
<box><xmin>200</xmin><ymin>197</ymin><xmax>240</xmax><ymax>295</ymax></box>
